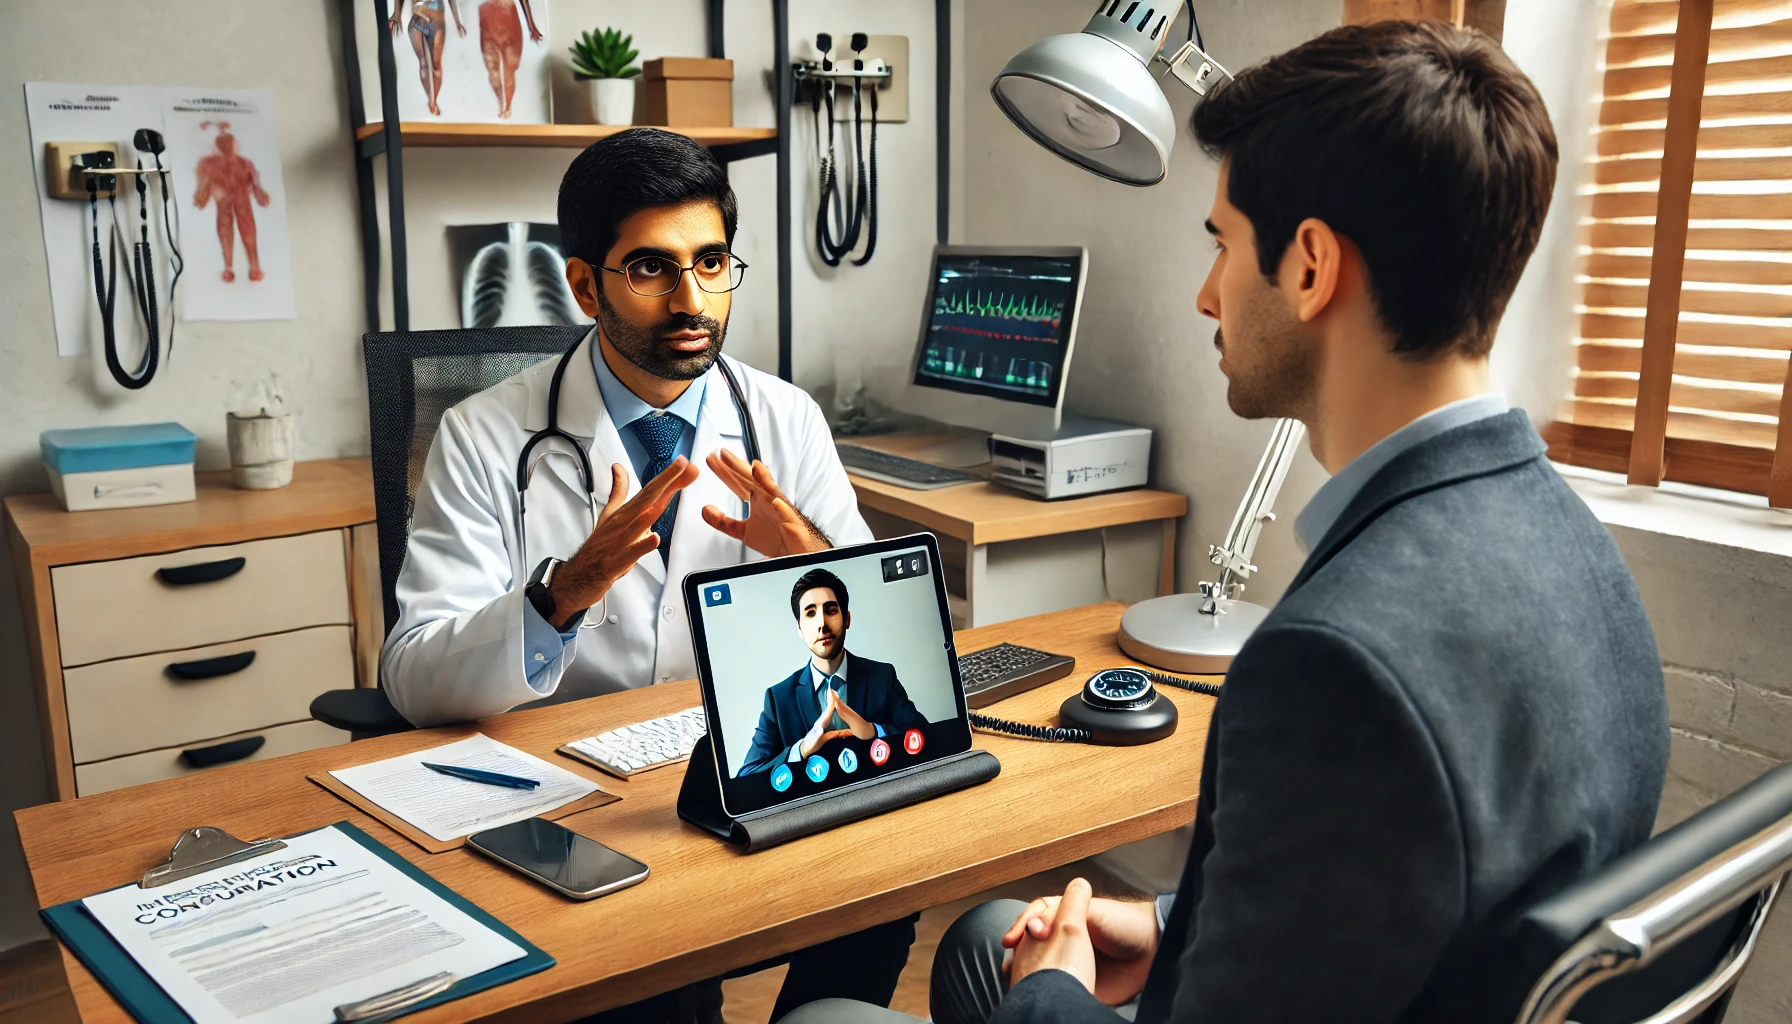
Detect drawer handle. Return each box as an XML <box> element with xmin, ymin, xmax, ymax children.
<box><xmin>179</xmin><ymin>735</ymin><xmax>266</xmax><ymax>769</ymax></box>
<box><xmin>166</xmin><ymin>650</ymin><xmax>256</xmax><ymax>681</ymax></box>
<box><xmin>156</xmin><ymin>557</ymin><xmax>246</xmax><ymax>587</ymax></box>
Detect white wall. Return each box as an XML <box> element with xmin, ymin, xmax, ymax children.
<box><xmin>1491</xmin><ymin>0</ymin><xmax>1606</xmax><ymax>420</ymax></box>
<box><xmin>0</xmin><ymin>0</ymin><xmax>369</xmax><ymax>953</ymax></box>
<box><xmin>0</xmin><ymin>0</ymin><xmax>944</xmax><ymax>953</ymax></box>
<box><xmin>961</xmin><ymin>0</ymin><xmax>1341</xmax><ymax>606</ymax></box>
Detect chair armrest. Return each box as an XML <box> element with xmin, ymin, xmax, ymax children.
<box><xmin>310</xmin><ymin>688</ymin><xmax>414</xmax><ymax>740</ymax></box>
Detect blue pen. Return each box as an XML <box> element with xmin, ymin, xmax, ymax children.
<box><xmin>421</xmin><ymin>762</ymin><xmax>541</xmax><ymax>790</ymax></box>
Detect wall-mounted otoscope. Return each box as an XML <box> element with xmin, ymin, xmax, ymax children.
<box><xmin>61</xmin><ymin>127</ymin><xmax>182</xmax><ymax>390</ymax></box>
<box><xmin>796</xmin><ymin>33</ymin><xmax>892</xmax><ymax>268</ymax></box>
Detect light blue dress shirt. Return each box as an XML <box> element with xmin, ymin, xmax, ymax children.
<box><xmin>520</xmin><ymin>348</ymin><xmax>710</xmax><ymax>689</ymax></box>
<box><xmin>1292</xmin><ymin>393</ymin><xmax>1510</xmax><ymax>553</ymax></box>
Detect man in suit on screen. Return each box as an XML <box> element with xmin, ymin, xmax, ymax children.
<box><xmin>739</xmin><ymin>568</ymin><xmax>926</xmax><ymax>776</ymax></box>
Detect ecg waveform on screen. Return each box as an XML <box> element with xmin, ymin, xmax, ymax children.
<box><xmin>931</xmin><ymin>288</ymin><xmax>1065</xmax><ymax>344</ymax></box>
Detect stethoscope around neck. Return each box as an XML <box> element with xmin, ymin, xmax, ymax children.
<box><xmin>513</xmin><ymin>340</ymin><xmax>764</xmax><ymax>625</ymax></box>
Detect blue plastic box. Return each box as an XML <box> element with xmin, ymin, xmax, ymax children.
<box><xmin>40</xmin><ymin>423</ymin><xmax>197</xmax><ymax>511</ymax></box>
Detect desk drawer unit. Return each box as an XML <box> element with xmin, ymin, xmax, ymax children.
<box><xmin>73</xmin><ymin>720</ymin><xmax>349</xmax><ymax>797</ymax></box>
<box><xmin>51</xmin><ymin>531</ymin><xmax>351</xmax><ymax>666</ymax></box>
<box><xmin>63</xmin><ymin>625</ymin><xmax>355</xmax><ymax>764</ymax></box>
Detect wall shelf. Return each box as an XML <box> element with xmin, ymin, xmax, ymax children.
<box><xmin>351</xmin><ymin>121</ymin><xmax>777</xmax><ymax>153</ymax></box>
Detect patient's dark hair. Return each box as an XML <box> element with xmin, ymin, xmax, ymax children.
<box><xmin>790</xmin><ymin>569</ymin><xmax>849</xmax><ymax>620</ymax></box>
<box><xmin>557</xmin><ymin>127</ymin><xmax>739</xmax><ymax>266</ymax></box>
<box><xmin>1190</xmin><ymin>21</ymin><xmax>1557</xmax><ymax>360</ymax></box>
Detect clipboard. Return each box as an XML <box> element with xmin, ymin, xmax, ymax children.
<box><xmin>39</xmin><ymin>822</ymin><xmax>554</xmax><ymax>1024</ymax></box>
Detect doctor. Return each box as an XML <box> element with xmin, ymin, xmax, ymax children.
<box><xmin>384</xmin><ymin>128</ymin><xmax>872</xmax><ymax>727</ymax></box>
<box><xmin>383</xmin><ymin>129</ymin><xmax>915</xmax><ymax>1024</ymax></box>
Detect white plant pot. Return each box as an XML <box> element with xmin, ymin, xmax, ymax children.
<box><xmin>588</xmin><ymin>78</ymin><xmax>636</xmax><ymax>126</ymax></box>
<box><xmin>226</xmin><ymin>412</ymin><xmax>296</xmax><ymax>490</ymax></box>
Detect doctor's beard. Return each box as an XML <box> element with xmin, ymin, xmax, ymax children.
<box><xmin>597</xmin><ymin>292</ymin><xmax>728</xmax><ymax>381</ymax></box>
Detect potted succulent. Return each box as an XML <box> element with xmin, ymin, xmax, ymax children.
<box><xmin>570</xmin><ymin>28</ymin><xmax>641</xmax><ymax>126</ymax></box>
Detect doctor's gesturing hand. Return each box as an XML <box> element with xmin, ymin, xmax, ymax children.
<box><xmin>541</xmin><ymin>457</ymin><xmax>700</xmax><ymax>627</ymax></box>
<box><xmin>701</xmin><ymin>448</ymin><xmax>831</xmax><ymax>557</ymax></box>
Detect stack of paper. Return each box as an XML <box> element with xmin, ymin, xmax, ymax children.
<box><xmin>328</xmin><ymin>734</ymin><xmax>601</xmax><ymax>843</ymax></box>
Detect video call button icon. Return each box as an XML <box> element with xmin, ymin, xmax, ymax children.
<box><xmin>805</xmin><ymin>754</ymin><xmax>830</xmax><ymax>784</ymax></box>
<box><xmin>770</xmin><ymin>763</ymin><xmax>793</xmax><ymax>792</ymax></box>
<box><xmin>838</xmin><ymin>748</ymin><xmax>859</xmax><ymax>773</ymax></box>
<box><xmin>903</xmin><ymin>729</ymin><xmax>925</xmax><ymax>756</ymax></box>
<box><xmin>869</xmin><ymin>738</ymin><xmax>891</xmax><ymax>766</ymax></box>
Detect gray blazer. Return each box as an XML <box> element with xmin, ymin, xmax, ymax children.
<box><xmin>998</xmin><ymin>410</ymin><xmax>1670</xmax><ymax>1024</ymax></box>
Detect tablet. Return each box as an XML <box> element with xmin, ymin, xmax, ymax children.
<box><xmin>684</xmin><ymin>534</ymin><xmax>973</xmax><ymax>819</ymax></box>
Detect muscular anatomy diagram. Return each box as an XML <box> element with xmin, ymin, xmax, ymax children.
<box><xmin>478</xmin><ymin>0</ymin><xmax>542</xmax><ymax>118</ymax></box>
<box><xmin>191</xmin><ymin>123</ymin><xmax>270</xmax><ymax>283</ymax></box>
<box><xmin>389</xmin><ymin>0</ymin><xmax>466</xmax><ymax>117</ymax></box>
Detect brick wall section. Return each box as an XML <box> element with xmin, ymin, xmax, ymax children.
<box><xmin>1619</xmin><ymin>520</ymin><xmax>1792</xmax><ymax>1024</ymax></box>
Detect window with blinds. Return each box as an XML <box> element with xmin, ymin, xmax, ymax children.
<box><xmin>1547</xmin><ymin>0</ymin><xmax>1792</xmax><ymax>507</ymax></box>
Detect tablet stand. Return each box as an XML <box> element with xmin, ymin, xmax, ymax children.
<box><xmin>677</xmin><ymin>735</ymin><xmax>1000</xmax><ymax>852</ymax></box>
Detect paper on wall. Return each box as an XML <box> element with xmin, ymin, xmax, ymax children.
<box><xmin>352</xmin><ymin>0</ymin><xmax>553</xmax><ymax>125</ymax></box>
<box><xmin>162</xmin><ymin>89</ymin><xmax>297</xmax><ymax>322</ymax></box>
<box><xmin>80</xmin><ymin>824</ymin><xmax>524</xmax><ymax>1024</ymax></box>
<box><xmin>23</xmin><ymin>83</ymin><xmax>297</xmax><ymax>358</ymax></box>
<box><xmin>22</xmin><ymin>83</ymin><xmax>170</xmax><ymax>358</ymax></box>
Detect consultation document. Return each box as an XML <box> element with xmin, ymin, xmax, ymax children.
<box><xmin>81</xmin><ymin>825</ymin><xmax>524</xmax><ymax>1023</ymax></box>
<box><xmin>329</xmin><ymin>733</ymin><xmax>599</xmax><ymax>842</ymax></box>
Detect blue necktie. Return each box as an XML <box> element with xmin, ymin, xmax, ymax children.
<box><xmin>629</xmin><ymin>413</ymin><xmax>683</xmax><ymax>563</ymax></box>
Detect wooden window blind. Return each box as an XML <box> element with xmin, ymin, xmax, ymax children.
<box><xmin>1547</xmin><ymin>0</ymin><xmax>1792</xmax><ymax>507</ymax></box>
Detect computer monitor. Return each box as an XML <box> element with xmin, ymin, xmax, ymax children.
<box><xmin>899</xmin><ymin>245</ymin><xmax>1087</xmax><ymax>438</ymax></box>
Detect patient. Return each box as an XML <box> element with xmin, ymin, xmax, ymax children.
<box><xmin>782</xmin><ymin>20</ymin><xmax>1669</xmax><ymax>1024</ymax></box>
<box><xmin>739</xmin><ymin>568</ymin><xmax>925</xmax><ymax>776</ymax></box>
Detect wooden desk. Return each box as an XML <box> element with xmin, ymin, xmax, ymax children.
<box><xmin>842</xmin><ymin>433</ymin><xmax>1188</xmax><ymax>628</ymax></box>
<box><xmin>16</xmin><ymin>603</ymin><xmax>1214</xmax><ymax>1023</ymax></box>
<box><xmin>5</xmin><ymin>459</ymin><xmax>379</xmax><ymax>801</ymax></box>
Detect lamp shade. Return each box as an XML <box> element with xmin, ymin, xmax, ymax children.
<box><xmin>990</xmin><ymin>6</ymin><xmax>1181</xmax><ymax>186</ymax></box>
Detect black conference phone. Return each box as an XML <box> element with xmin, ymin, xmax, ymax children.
<box><xmin>969</xmin><ymin>666</ymin><xmax>1220</xmax><ymax>745</ymax></box>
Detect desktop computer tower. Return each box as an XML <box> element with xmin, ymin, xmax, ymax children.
<box><xmin>988</xmin><ymin>417</ymin><xmax>1152</xmax><ymax>500</ymax></box>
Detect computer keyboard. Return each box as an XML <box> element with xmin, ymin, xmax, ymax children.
<box><xmin>836</xmin><ymin>443</ymin><xmax>984</xmax><ymax>490</ymax></box>
<box><xmin>956</xmin><ymin>643</ymin><xmax>1077</xmax><ymax>708</ymax></box>
<box><xmin>562</xmin><ymin>706</ymin><xmax>707</xmax><ymax>779</ymax></box>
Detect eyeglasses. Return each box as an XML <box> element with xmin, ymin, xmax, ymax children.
<box><xmin>601</xmin><ymin>252</ymin><xmax>749</xmax><ymax>297</ymax></box>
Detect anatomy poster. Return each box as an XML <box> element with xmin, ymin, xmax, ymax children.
<box><xmin>163</xmin><ymin>89</ymin><xmax>296</xmax><ymax>321</ymax></box>
<box><xmin>355</xmin><ymin>0</ymin><xmax>551</xmax><ymax>123</ymax></box>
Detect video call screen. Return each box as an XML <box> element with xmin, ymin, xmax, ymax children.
<box><xmin>691</xmin><ymin>542</ymin><xmax>966</xmax><ymax>807</ymax></box>
<box><xmin>913</xmin><ymin>253</ymin><xmax>1081</xmax><ymax>407</ymax></box>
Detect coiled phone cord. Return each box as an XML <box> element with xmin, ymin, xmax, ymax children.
<box><xmin>969</xmin><ymin>669</ymin><xmax>1223</xmax><ymax>743</ymax></box>
<box><xmin>969</xmin><ymin>713</ymin><xmax>1090</xmax><ymax>744</ymax></box>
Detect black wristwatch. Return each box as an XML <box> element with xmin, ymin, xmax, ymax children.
<box><xmin>525</xmin><ymin>557</ymin><xmax>582</xmax><ymax>632</ymax></box>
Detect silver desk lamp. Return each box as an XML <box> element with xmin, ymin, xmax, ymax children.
<box><xmin>991</xmin><ymin>3</ymin><xmax>1231</xmax><ymax>187</ymax></box>
<box><xmin>994</xmin><ymin>6</ymin><xmax>1295</xmax><ymax>670</ymax></box>
<box><xmin>1118</xmin><ymin>418</ymin><xmax>1305</xmax><ymax>672</ymax></box>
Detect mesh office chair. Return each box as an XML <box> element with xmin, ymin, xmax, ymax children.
<box><xmin>310</xmin><ymin>325</ymin><xmax>588</xmax><ymax>738</ymax></box>
<box><xmin>1513</xmin><ymin>763</ymin><xmax>1792</xmax><ymax>1024</ymax></box>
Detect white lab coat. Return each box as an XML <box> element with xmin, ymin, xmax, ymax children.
<box><xmin>382</xmin><ymin>329</ymin><xmax>872</xmax><ymax>727</ymax></box>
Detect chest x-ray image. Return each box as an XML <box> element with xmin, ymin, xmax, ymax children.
<box><xmin>447</xmin><ymin>221</ymin><xmax>590</xmax><ymax>328</ymax></box>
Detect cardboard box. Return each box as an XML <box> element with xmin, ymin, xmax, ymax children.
<box><xmin>640</xmin><ymin>57</ymin><xmax>733</xmax><ymax>127</ymax></box>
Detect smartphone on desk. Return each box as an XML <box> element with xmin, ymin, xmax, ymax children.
<box><xmin>467</xmin><ymin>818</ymin><xmax>649</xmax><ymax>901</ymax></box>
